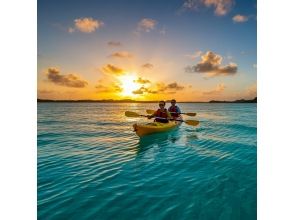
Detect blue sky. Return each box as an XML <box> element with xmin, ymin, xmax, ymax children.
<box><xmin>38</xmin><ymin>0</ymin><xmax>257</xmax><ymax>101</ymax></box>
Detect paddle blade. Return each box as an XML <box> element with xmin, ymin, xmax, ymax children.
<box><xmin>146</xmin><ymin>109</ymin><xmax>155</xmax><ymax>114</ymax></box>
<box><xmin>184</xmin><ymin>112</ymin><xmax>197</xmax><ymax>116</ymax></box>
<box><xmin>125</xmin><ymin>111</ymin><xmax>140</xmax><ymax>117</ymax></box>
<box><xmin>184</xmin><ymin>120</ymin><xmax>200</xmax><ymax>126</ymax></box>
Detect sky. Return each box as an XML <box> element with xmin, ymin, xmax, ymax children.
<box><xmin>38</xmin><ymin>0</ymin><xmax>257</xmax><ymax>101</ymax></box>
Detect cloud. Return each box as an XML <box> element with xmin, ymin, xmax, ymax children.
<box><xmin>203</xmin><ymin>83</ymin><xmax>226</xmax><ymax>95</ymax></box>
<box><xmin>132</xmin><ymin>86</ymin><xmax>158</xmax><ymax>95</ymax></box>
<box><xmin>232</xmin><ymin>14</ymin><xmax>249</xmax><ymax>23</ymax></box>
<box><xmin>142</xmin><ymin>63</ymin><xmax>154</xmax><ymax>69</ymax></box>
<box><xmin>185</xmin><ymin>50</ymin><xmax>202</xmax><ymax>59</ymax></box>
<box><xmin>185</xmin><ymin>51</ymin><xmax>237</xmax><ymax>77</ymax></box>
<box><xmin>182</xmin><ymin>0</ymin><xmax>234</xmax><ymax>16</ymax></box>
<box><xmin>100</xmin><ymin>64</ymin><xmax>125</xmax><ymax>75</ymax></box>
<box><xmin>165</xmin><ymin>82</ymin><xmax>185</xmax><ymax>90</ymax></box>
<box><xmin>156</xmin><ymin>82</ymin><xmax>185</xmax><ymax>94</ymax></box>
<box><xmin>109</xmin><ymin>51</ymin><xmax>133</xmax><ymax>58</ymax></box>
<box><xmin>134</xmin><ymin>77</ymin><xmax>151</xmax><ymax>84</ymax></box>
<box><xmin>159</xmin><ymin>27</ymin><xmax>166</xmax><ymax>35</ymax></box>
<box><xmin>70</xmin><ymin>17</ymin><xmax>104</xmax><ymax>33</ymax></box>
<box><xmin>95</xmin><ymin>84</ymin><xmax>123</xmax><ymax>93</ymax></box>
<box><xmin>137</xmin><ymin>18</ymin><xmax>157</xmax><ymax>32</ymax></box>
<box><xmin>46</xmin><ymin>67</ymin><xmax>88</xmax><ymax>88</ymax></box>
<box><xmin>107</xmin><ymin>41</ymin><xmax>122</xmax><ymax>47</ymax></box>
<box><xmin>132</xmin><ymin>82</ymin><xmax>185</xmax><ymax>95</ymax></box>
<box><xmin>68</xmin><ymin>27</ymin><xmax>75</xmax><ymax>33</ymax></box>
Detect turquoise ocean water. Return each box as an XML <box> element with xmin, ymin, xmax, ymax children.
<box><xmin>38</xmin><ymin>103</ymin><xmax>256</xmax><ymax>220</ymax></box>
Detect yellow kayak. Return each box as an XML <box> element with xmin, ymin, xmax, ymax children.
<box><xmin>133</xmin><ymin>118</ymin><xmax>182</xmax><ymax>137</ymax></box>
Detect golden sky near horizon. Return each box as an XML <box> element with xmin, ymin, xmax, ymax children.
<box><xmin>38</xmin><ymin>0</ymin><xmax>257</xmax><ymax>101</ymax></box>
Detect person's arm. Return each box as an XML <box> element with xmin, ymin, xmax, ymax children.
<box><xmin>148</xmin><ymin>111</ymin><xmax>156</xmax><ymax>119</ymax></box>
<box><xmin>167</xmin><ymin>111</ymin><xmax>172</xmax><ymax>119</ymax></box>
<box><xmin>177</xmin><ymin>106</ymin><xmax>181</xmax><ymax>113</ymax></box>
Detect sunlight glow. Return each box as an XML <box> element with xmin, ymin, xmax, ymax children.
<box><xmin>119</xmin><ymin>74</ymin><xmax>141</xmax><ymax>97</ymax></box>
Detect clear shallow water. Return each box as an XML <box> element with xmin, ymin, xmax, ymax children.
<box><xmin>38</xmin><ymin>103</ymin><xmax>256</xmax><ymax>220</ymax></box>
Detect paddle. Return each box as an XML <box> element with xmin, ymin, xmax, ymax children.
<box><xmin>146</xmin><ymin>109</ymin><xmax>196</xmax><ymax>116</ymax></box>
<box><xmin>125</xmin><ymin>111</ymin><xmax>200</xmax><ymax>126</ymax></box>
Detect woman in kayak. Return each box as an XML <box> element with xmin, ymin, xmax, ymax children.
<box><xmin>168</xmin><ymin>99</ymin><xmax>181</xmax><ymax>118</ymax></box>
<box><xmin>148</xmin><ymin>100</ymin><xmax>172</xmax><ymax>123</ymax></box>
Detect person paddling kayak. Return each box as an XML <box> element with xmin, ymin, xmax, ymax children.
<box><xmin>168</xmin><ymin>99</ymin><xmax>181</xmax><ymax>118</ymax></box>
<box><xmin>148</xmin><ymin>100</ymin><xmax>172</xmax><ymax>123</ymax></box>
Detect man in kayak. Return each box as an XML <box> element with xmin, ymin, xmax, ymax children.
<box><xmin>168</xmin><ymin>99</ymin><xmax>181</xmax><ymax>118</ymax></box>
<box><xmin>148</xmin><ymin>100</ymin><xmax>172</xmax><ymax>123</ymax></box>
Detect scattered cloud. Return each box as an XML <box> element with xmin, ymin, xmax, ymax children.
<box><xmin>182</xmin><ymin>0</ymin><xmax>234</xmax><ymax>16</ymax></box>
<box><xmin>132</xmin><ymin>86</ymin><xmax>158</xmax><ymax>95</ymax></box>
<box><xmin>46</xmin><ymin>67</ymin><xmax>88</xmax><ymax>88</ymax></box>
<box><xmin>137</xmin><ymin>18</ymin><xmax>157</xmax><ymax>32</ymax></box>
<box><xmin>159</xmin><ymin>27</ymin><xmax>166</xmax><ymax>35</ymax></box>
<box><xmin>134</xmin><ymin>77</ymin><xmax>151</xmax><ymax>84</ymax></box>
<box><xmin>232</xmin><ymin>14</ymin><xmax>249</xmax><ymax>23</ymax></box>
<box><xmin>95</xmin><ymin>83</ymin><xmax>123</xmax><ymax>93</ymax></box>
<box><xmin>69</xmin><ymin>17</ymin><xmax>104</xmax><ymax>33</ymax></box>
<box><xmin>132</xmin><ymin>82</ymin><xmax>185</xmax><ymax>95</ymax></box>
<box><xmin>107</xmin><ymin>41</ymin><xmax>122</xmax><ymax>47</ymax></box>
<box><xmin>185</xmin><ymin>51</ymin><xmax>237</xmax><ymax>77</ymax></box>
<box><xmin>142</xmin><ymin>63</ymin><xmax>154</xmax><ymax>69</ymax></box>
<box><xmin>109</xmin><ymin>51</ymin><xmax>133</xmax><ymax>58</ymax></box>
<box><xmin>156</xmin><ymin>82</ymin><xmax>185</xmax><ymax>94</ymax></box>
<box><xmin>185</xmin><ymin>50</ymin><xmax>202</xmax><ymax>59</ymax></box>
<box><xmin>68</xmin><ymin>27</ymin><xmax>75</xmax><ymax>33</ymax></box>
<box><xmin>203</xmin><ymin>83</ymin><xmax>226</xmax><ymax>95</ymax></box>
<box><xmin>165</xmin><ymin>82</ymin><xmax>185</xmax><ymax>90</ymax></box>
<box><xmin>100</xmin><ymin>64</ymin><xmax>125</xmax><ymax>75</ymax></box>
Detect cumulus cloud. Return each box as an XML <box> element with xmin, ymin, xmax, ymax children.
<box><xmin>182</xmin><ymin>0</ymin><xmax>234</xmax><ymax>16</ymax></box>
<box><xmin>186</xmin><ymin>51</ymin><xmax>237</xmax><ymax>77</ymax></box>
<box><xmin>142</xmin><ymin>63</ymin><xmax>154</xmax><ymax>69</ymax></box>
<box><xmin>132</xmin><ymin>82</ymin><xmax>185</xmax><ymax>95</ymax></box>
<box><xmin>134</xmin><ymin>77</ymin><xmax>151</xmax><ymax>84</ymax></box>
<box><xmin>132</xmin><ymin>86</ymin><xmax>158</xmax><ymax>95</ymax></box>
<box><xmin>165</xmin><ymin>82</ymin><xmax>185</xmax><ymax>90</ymax></box>
<box><xmin>101</xmin><ymin>64</ymin><xmax>125</xmax><ymax>75</ymax></box>
<box><xmin>137</xmin><ymin>18</ymin><xmax>157</xmax><ymax>32</ymax></box>
<box><xmin>70</xmin><ymin>17</ymin><xmax>104</xmax><ymax>33</ymax></box>
<box><xmin>203</xmin><ymin>83</ymin><xmax>226</xmax><ymax>95</ymax></box>
<box><xmin>109</xmin><ymin>51</ymin><xmax>133</xmax><ymax>58</ymax></box>
<box><xmin>156</xmin><ymin>82</ymin><xmax>185</xmax><ymax>94</ymax></box>
<box><xmin>107</xmin><ymin>41</ymin><xmax>122</xmax><ymax>47</ymax></box>
<box><xmin>95</xmin><ymin>84</ymin><xmax>123</xmax><ymax>93</ymax></box>
<box><xmin>232</xmin><ymin>14</ymin><xmax>249</xmax><ymax>23</ymax></box>
<box><xmin>46</xmin><ymin>67</ymin><xmax>88</xmax><ymax>88</ymax></box>
<box><xmin>185</xmin><ymin>50</ymin><xmax>202</xmax><ymax>59</ymax></box>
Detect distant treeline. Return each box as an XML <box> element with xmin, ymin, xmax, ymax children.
<box><xmin>37</xmin><ymin>97</ymin><xmax>257</xmax><ymax>103</ymax></box>
<box><xmin>209</xmin><ymin>97</ymin><xmax>257</xmax><ymax>103</ymax></box>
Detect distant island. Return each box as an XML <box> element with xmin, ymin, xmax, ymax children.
<box><xmin>37</xmin><ymin>97</ymin><xmax>257</xmax><ymax>103</ymax></box>
<box><xmin>209</xmin><ymin>97</ymin><xmax>257</xmax><ymax>103</ymax></box>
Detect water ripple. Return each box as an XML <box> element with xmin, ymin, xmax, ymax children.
<box><xmin>38</xmin><ymin>103</ymin><xmax>256</xmax><ymax>219</ymax></box>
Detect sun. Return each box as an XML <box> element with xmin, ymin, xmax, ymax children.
<box><xmin>119</xmin><ymin>74</ymin><xmax>141</xmax><ymax>97</ymax></box>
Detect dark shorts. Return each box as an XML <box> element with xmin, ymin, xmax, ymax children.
<box><xmin>155</xmin><ymin>118</ymin><xmax>169</xmax><ymax>123</ymax></box>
